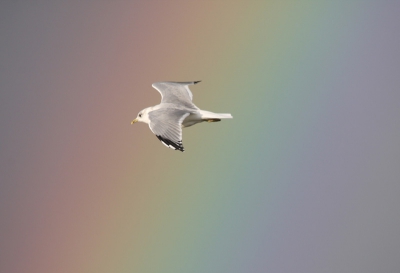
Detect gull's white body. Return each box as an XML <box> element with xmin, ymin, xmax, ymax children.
<box><xmin>131</xmin><ymin>81</ymin><xmax>232</xmax><ymax>152</ymax></box>
<box><xmin>138</xmin><ymin>104</ymin><xmax>231</xmax><ymax>128</ymax></box>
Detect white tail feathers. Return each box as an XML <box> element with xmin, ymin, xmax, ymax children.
<box><xmin>199</xmin><ymin>110</ymin><xmax>233</xmax><ymax>119</ymax></box>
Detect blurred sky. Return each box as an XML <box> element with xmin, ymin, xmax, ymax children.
<box><xmin>1</xmin><ymin>1</ymin><xmax>400</xmax><ymax>273</ymax></box>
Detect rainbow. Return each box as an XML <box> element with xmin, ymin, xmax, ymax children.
<box><xmin>2</xmin><ymin>1</ymin><xmax>398</xmax><ymax>273</ymax></box>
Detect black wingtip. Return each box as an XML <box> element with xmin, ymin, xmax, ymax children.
<box><xmin>194</xmin><ymin>81</ymin><xmax>201</xmax><ymax>84</ymax></box>
<box><xmin>156</xmin><ymin>135</ymin><xmax>185</xmax><ymax>152</ymax></box>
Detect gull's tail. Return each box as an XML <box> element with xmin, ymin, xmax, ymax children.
<box><xmin>200</xmin><ymin>110</ymin><xmax>233</xmax><ymax>122</ymax></box>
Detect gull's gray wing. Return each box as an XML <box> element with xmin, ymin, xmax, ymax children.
<box><xmin>152</xmin><ymin>81</ymin><xmax>201</xmax><ymax>108</ymax></box>
<box><xmin>148</xmin><ymin>108</ymin><xmax>190</xmax><ymax>152</ymax></box>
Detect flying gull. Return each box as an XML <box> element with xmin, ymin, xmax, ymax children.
<box><xmin>131</xmin><ymin>81</ymin><xmax>232</xmax><ymax>152</ymax></box>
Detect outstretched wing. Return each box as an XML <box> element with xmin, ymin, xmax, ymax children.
<box><xmin>152</xmin><ymin>81</ymin><xmax>201</xmax><ymax>108</ymax></box>
<box><xmin>148</xmin><ymin>108</ymin><xmax>190</xmax><ymax>152</ymax></box>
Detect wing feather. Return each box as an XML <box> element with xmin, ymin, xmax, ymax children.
<box><xmin>152</xmin><ymin>81</ymin><xmax>200</xmax><ymax>108</ymax></box>
<box><xmin>148</xmin><ymin>108</ymin><xmax>189</xmax><ymax>152</ymax></box>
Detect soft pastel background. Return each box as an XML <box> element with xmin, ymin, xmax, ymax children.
<box><xmin>1</xmin><ymin>1</ymin><xmax>399</xmax><ymax>273</ymax></box>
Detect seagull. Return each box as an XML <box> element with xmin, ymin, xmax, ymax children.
<box><xmin>131</xmin><ymin>81</ymin><xmax>232</xmax><ymax>152</ymax></box>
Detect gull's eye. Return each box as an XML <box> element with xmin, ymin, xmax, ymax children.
<box><xmin>139</xmin><ymin>114</ymin><xmax>142</xmax><ymax>117</ymax></box>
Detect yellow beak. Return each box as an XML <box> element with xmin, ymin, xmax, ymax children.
<box><xmin>131</xmin><ymin>118</ymin><xmax>138</xmax><ymax>124</ymax></box>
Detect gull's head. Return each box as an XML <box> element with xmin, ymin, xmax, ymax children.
<box><xmin>131</xmin><ymin>107</ymin><xmax>151</xmax><ymax>125</ymax></box>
